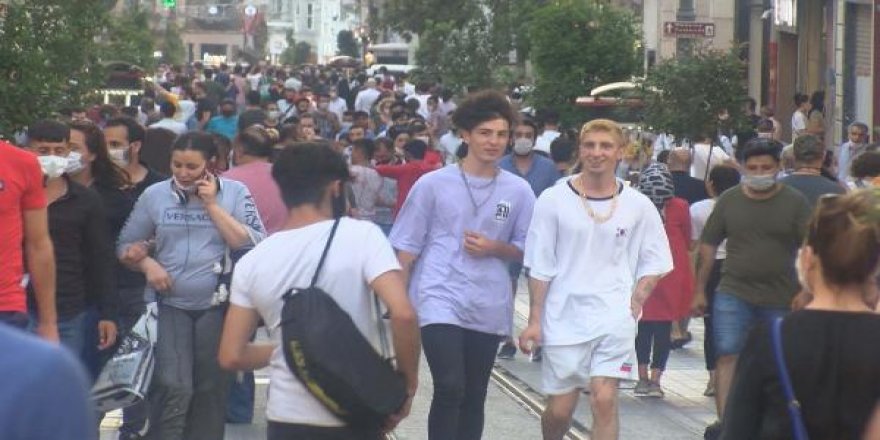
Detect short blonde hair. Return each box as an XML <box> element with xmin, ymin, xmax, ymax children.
<box><xmin>579</xmin><ymin>119</ymin><xmax>625</xmax><ymax>146</ymax></box>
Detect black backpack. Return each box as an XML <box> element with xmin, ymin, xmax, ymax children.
<box><xmin>280</xmin><ymin>219</ymin><xmax>407</xmax><ymax>430</ymax></box>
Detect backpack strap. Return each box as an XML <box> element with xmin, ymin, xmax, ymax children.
<box><xmin>309</xmin><ymin>218</ymin><xmax>341</xmax><ymax>288</ymax></box>
<box><xmin>771</xmin><ymin>317</ymin><xmax>810</xmax><ymax>440</ymax></box>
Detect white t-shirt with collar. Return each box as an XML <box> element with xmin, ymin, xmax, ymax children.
<box><xmin>524</xmin><ymin>178</ymin><xmax>673</xmax><ymax>346</ymax></box>
<box><xmin>230</xmin><ymin>218</ymin><xmax>400</xmax><ymax>426</ymax></box>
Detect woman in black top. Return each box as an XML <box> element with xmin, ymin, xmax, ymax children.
<box><xmin>721</xmin><ymin>189</ymin><xmax>880</xmax><ymax>439</ymax></box>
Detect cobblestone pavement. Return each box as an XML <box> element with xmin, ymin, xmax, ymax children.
<box><xmin>101</xmin><ymin>279</ymin><xmax>716</xmax><ymax>439</ymax></box>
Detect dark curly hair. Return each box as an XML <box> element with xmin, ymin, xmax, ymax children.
<box><xmin>451</xmin><ymin>90</ymin><xmax>518</xmax><ymax>132</ymax></box>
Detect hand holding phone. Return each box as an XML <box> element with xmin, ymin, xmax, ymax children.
<box><xmin>195</xmin><ymin>172</ymin><xmax>219</xmax><ymax>206</ymax></box>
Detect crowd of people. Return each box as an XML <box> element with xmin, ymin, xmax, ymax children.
<box><xmin>2</xmin><ymin>59</ymin><xmax>880</xmax><ymax>440</ymax></box>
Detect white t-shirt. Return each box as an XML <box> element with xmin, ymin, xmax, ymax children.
<box><xmin>524</xmin><ymin>178</ymin><xmax>673</xmax><ymax>346</ymax></box>
<box><xmin>327</xmin><ymin>97</ymin><xmax>348</xmax><ymax>121</ymax></box>
<box><xmin>230</xmin><ymin>218</ymin><xmax>401</xmax><ymax>426</ymax></box>
<box><xmin>791</xmin><ymin>110</ymin><xmax>807</xmax><ymax>140</ymax></box>
<box><xmin>689</xmin><ymin>144</ymin><xmax>730</xmax><ymax>181</ymax></box>
<box><xmin>690</xmin><ymin>199</ymin><xmax>726</xmax><ymax>259</ymax></box>
<box><xmin>350</xmin><ymin>165</ymin><xmax>383</xmax><ymax>221</ymax></box>
<box><xmin>534</xmin><ymin>129</ymin><xmax>561</xmax><ymax>154</ymax></box>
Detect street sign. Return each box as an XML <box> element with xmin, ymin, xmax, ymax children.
<box><xmin>663</xmin><ymin>22</ymin><xmax>716</xmax><ymax>38</ymax></box>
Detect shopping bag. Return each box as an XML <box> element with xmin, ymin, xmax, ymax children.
<box><xmin>92</xmin><ymin>304</ymin><xmax>158</xmax><ymax>413</ymax></box>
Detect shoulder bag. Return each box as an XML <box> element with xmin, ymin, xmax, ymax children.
<box><xmin>771</xmin><ymin>317</ymin><xmax>809</xmax><ymax>440</ymax></box>
<box><xmin>280</xmin><ymin>218</ymin><xmax>407</xmax><ymax>430</ymax></box>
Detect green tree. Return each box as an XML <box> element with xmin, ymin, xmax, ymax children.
<box><xmin>293</xmin><ymin>42</ymin><xmax>312</xmax><ymax>65</ymax></box>
<box><xmin>414</xmin><ymin>12</ymin><xmax>509</xmax><ymax>94</ymax></box>
<box><xmin>0</xmin><ymin>0</ymin><xmax>107</xmax><ymax>138</ymax></box>
<box><xmin>639</xmin><ymin>49</ymin><xmax>749</xmax><ymax>141</ymax></box>
<box><xmin>380</xmin><ymin>0</ymin><xmax>474</xmax><ymax>37</ymax></box>
<box><xmin>161</xmin><ymin>19</ymin><xmax>186</xmax><ymax>65</ymax></box>
<box><xmin>101</xmin><ymin>9</ymin><xmax>156</xmax><ymax>71</ymax></box>
<box><xmin>337</xmin><ymin>30</ymin><xmax>360</xmax><ymax>58</ymax></box>
<box><xmin>280</xmin><ymin>30</ymin><xmax>297</xmax><ymax>65</ymax></box>
<box><xmin>528</xmin><ymin>1</ymin><xmax>640</xmax><ymax>126</ymax></box>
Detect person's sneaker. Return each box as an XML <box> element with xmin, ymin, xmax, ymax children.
<box><xmin>530</xmin><ymin>346</ymin><xmax>543</xmax><ymax>362</ymax></box>
<box><xmin>703</xmin><ymin>381</ymin><xmax>716</xmax><ymax>397</ymax></box>
<box><xmin>646</xmin><ymin>382</ymin><xmax>665</xmax><ymax>398</ymax></box>
<box><xmin>633</xmin><ymin>379</ymin><xmax>652</xmax><ymax>396</ymax></box>
<box><xmin>497</xmin><ymin>342</ymin><xmax>517</xmax><ymax>360</ymax></box>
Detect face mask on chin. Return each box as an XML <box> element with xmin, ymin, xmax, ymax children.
<box><xmin>173</xmin><ymin>175</ymin><xmax>199</xmax><ymax>193</ymax></box>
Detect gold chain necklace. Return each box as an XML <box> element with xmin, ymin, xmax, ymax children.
<box><xmin>576</xmin><ymin>177</ymin><xmax>620</xmax><ymax>224</ymax></box>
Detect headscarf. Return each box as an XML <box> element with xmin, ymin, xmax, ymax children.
<box><xmin>638</xmin><ymin>162</ymin><xmax>675</xmax><ymax>212</ymax></box>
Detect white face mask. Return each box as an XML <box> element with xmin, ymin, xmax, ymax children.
<box><xmin>513</xmin><ymin>138</ymin><xmax>534</xmax><ymax>156</ymax></box>
<box><xmin>108</xmin><ymin>148</ymin><xmax>129</xmax><ymax>167</ymax></box>
<box><xmin>38</xmin><ymin>155</ymin><xmax>69</xmax><ymax>179</ymax></box>
<box><xmin>64</xmin><ymin>151</ymin><xmax>85</xmax><ymax>175</ymax></box>
<box><xmin>267</xmin><ymin>110</ymin><xmax>280</xmax><ymax>121</ymax></box>
<box><xmin>173</xmin><ymin>175</ymin><xmax>197</xmax><ymax>192</ymax></box>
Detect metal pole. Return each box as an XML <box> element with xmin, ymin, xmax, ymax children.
<box><xmin>676</xmin><ymin>0</ymin><xmax>696</xmax><ymax>58</ymax></box>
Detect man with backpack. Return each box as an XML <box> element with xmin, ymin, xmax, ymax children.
<box><xmin>219</xmin><ymin>143</ymin><xmax>420</xmax><ymax>439</ymax></box>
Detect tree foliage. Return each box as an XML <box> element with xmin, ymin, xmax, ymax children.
<box><xmin>161</xmin><ymin>19</ymin><xmax>186</xmax><ymax>66</ymax></box>
<box><xmin>380</xmin><ymin>0</ymin><xmax>474</xmax><ymax>38</ymax></box>
<box><xmin>0</xmin><ymin>0</ymin><xmax>107</xmax><ymax>138</ymax></box>
<box><xmin>639</xmin><ymin>49</ymin><xmax>749</xmax><ymax>141</ymax></box>
<box><xmin>101</xmin><ymin>9</ymin><xmax>156</xmax><ymax>71</ymax></box>
<box><xmin>528</xmin><ymin>1</ymin><xmax>640</xmax><ymax>126</ymax></box>
<box><xmin>279</xmin><ymin>30</ymin><xmax>297</xmax><ymax>65</ymax></box>
<box><xmin>337</xmin><ymin>30</ymin><xmax>360</xmax><ymax>58</ymax></box>
<box><xmin>293</xmin><ymin>42</ymin><xmax>312</xmax><ymax>65</ymax></box>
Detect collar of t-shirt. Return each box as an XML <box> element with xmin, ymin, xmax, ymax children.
<box><xmin>565</xmin><ymin>179</ymin><xmax>624</xmax><ymax>200</ymax></box>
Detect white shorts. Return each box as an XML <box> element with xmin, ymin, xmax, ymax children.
<box><xmin>542</xmin><ymin>334</ymin><xmax>637</xmax><ymax>395</ymax></box>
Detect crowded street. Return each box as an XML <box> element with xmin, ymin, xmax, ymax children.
<box><xmin>4</xmin><ymin>1</ymin><xmax>880</xmax><ymax>440</ymax></box>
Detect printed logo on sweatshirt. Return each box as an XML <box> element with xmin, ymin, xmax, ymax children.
<box><xmin>162</xmin><ymin>207</ymin><xmax>214</xmax><ymax>227</ymax></box>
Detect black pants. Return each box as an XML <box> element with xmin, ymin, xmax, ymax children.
<box><xmin>422</xmin><ymin>324</ymin><xmax>502</xmax><ymax>440</ymax></box>
<box><xmin>267</xmin><ymin>421</ymin><xmax>380</xmax><ymax>440</ymax></box>
<box><xmin>704</xmin><ymin>259</ymin><xmax>723</xmax><ymax>371</ymax></box>
<box><xmin>635</xmin><ymin>321</ymin><xmax>672</xmax><ymax>371</ymax></box>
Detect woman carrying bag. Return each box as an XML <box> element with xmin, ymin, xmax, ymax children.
<box><xmin>720</xmin><ymin>189</ymin><xmax>880</xmax><ymax>439</ymax></box>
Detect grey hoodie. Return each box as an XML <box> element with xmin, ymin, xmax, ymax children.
<box><xmin>117</xmin><ymin>177</ymin><xmax>265</xmax><ymax>310</ymax></box>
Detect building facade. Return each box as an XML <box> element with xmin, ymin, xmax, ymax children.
<box><xmin>266</xmin><ymin>0</ymin><xmax>361</xmax><ymax>64</ymax></box>
<box><xmin>643</xmin><ymin>0</ymin><xmax>737</xmax><ymax>68</ymax></box>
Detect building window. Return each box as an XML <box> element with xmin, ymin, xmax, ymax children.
<box><xmin>307</xmin><ymin>3</ymin><xmax>313</xmax><ymax>30</ymax></box>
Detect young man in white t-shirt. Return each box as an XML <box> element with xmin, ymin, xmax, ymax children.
<box><xmin>791</xmin><ymin>93</ymin><xmax>811</xmax><ymax>142</ymax></box>
<box><xmin>218</xmin><ymin>143</ymin><xmax>420</xmax><ymax>439</ymax></box>
<box><xmin>520</xmin><ymin>119</ymin><xmax>673</xmax><ymax>440</ymax></box>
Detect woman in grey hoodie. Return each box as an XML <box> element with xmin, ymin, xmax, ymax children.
<box><xmin>118</xmin><ymin>131</ymin><xmax>265</xmax><ymax>440</ymax></box>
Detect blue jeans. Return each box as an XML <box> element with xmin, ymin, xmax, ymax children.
<box><xmin>0</xmin><ymin>311</ymin><xmax>29</xmax><ymax>329</ymax></box>
<box><xmin>712</xmin><ymin>292</ymin><xmax>789</xmax><ymax>356</ymax></box>
<box><xmin>58</xmin><ymin>311</ymin><xmax>88</xmax><ymax>363</ymax></box>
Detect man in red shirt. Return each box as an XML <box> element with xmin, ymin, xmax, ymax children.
<box><xmin>375</xmin><ymin>139</ymin><xmax>437</xmax><ymax>217</ymax></box>
<box><xmin>0</xmin><ymin>140</ymin><xmax>58</xmax><ymax>341</ymax></box>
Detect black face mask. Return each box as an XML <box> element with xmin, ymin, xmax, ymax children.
<box><xmin>332</xmin><ymin>187</ymin><xmax>347</xmax><ymax>218</ymax></box>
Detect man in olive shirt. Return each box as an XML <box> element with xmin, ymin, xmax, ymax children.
<box><xmin>692</xmin><ymin>138</ymin><xmax>811</xmax><ymax>432</ymax></box>
<box><xmin>781</xmin><ymin>134</ymin><xmax>845</xmax><ymax>209</ymax></box>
